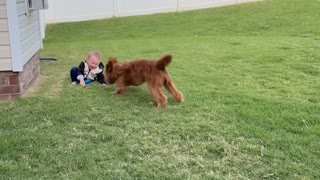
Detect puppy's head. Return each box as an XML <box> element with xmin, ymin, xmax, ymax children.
<box><xmin>105</xmin><ymin>57</ymin><xmax>118</xmax><ymax>84</ymax></box>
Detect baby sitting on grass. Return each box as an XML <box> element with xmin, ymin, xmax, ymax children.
<box><xmin>70</xmin><ymin>51</ymin><xmax>107</xmax><ymax>87</ymax></box>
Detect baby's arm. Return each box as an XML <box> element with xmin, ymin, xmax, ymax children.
<box><xmin>96</xmin><ymin>72</ymin><xmax>106</xmax><ymax>85</ymax></box>
<box><xmin>77</xmin><ymin>62</ymin><xmax>86</xmax><ymax>86</ymax></box>
<box><xmin>97</xmin><ymin>63</ymin><xmax>107</xmax><ymax>85</ymax></box>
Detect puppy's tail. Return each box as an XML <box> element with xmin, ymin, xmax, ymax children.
<box><xmin>156</xmin><ymin>54</ymin><xmax>172</xmax><ymax>70</ymax></box>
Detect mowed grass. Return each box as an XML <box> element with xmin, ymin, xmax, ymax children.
<box><xmin>1</xmin><ymin>0</ymin><xmax>320</xmax><ymax>178</ymax></box>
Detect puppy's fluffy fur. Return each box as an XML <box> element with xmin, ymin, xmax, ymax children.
<box><xmin>105</xmin><ymin>55</ymin><xmax>184</xmax><ymax>108</ymax></box>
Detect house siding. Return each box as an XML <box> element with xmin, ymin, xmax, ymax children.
<box><xmin>0</xmin><ymin>0</ymin><xmax>41</xmax><ymax>99</ymax></box>
<box><xmin>16</xmin><ymin>0</ymin><xmax>41</xmax><ymax>66</ymax></box>
<box><xmin>0</xmin><ymin>0</ymin><xmax>12</xmax><ymax>70</ymax></box>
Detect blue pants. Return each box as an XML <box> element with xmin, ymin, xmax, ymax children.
<box><xmin>70</xmin><ymin>67</ymin><xmax>93</xmax><ymax>84</ymax></box>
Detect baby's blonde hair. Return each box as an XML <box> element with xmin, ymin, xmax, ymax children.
<box><xmin>87</xmin><ymin>51</ymin><xmax>101</xmax><ymax>61</ymax></box>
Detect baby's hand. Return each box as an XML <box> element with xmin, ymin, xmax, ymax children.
<box><xmin>80</xmin><ymin>79</ymin><xmax>86</xmax><ymax>87</ymax></box>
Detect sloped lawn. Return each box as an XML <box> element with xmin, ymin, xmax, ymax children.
<box><xmin>1</xmin><ymin>0</ymin><xmax>320</xmax><ymax>178</ymax></box>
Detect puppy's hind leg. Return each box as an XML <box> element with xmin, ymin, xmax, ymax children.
<box><xmin>148</xmin><ymin>83</ymin><xmax>167</xmax><ymax>108</ymax></box>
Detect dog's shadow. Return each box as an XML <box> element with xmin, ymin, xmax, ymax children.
<box><xmin>100</xmin><ymin>84</ymin><xmax>153</xmax><ymax>105</ymax></box>
<box><xmin>100</xmin><ymin>84</ymin><xmax>178</xmax><ymax>108</ymax></box>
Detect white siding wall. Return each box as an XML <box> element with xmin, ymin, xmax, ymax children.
<box><xmin>3</xmin><ymin>0</ymin><xmax>42</xmax><ymax>71</ymax></box>
<box><xmin>16</xmin><ymin>0</ymin><xmax>41</xmax><ymax>67</ymax></box>
<box><xmin>46</xmin><ymin>0</ymin><xmax>262</xmax><ymax>24</ymax></box>
<box><xmin>39</xmin><ymin>10</ymin><xmax>46</xmax><ymax>39</ymax></box>
<box><xmin>0</xmin><ymin>0</ymin><xmax>12</xmax><ymax>70</ymax></box>
<box><xmin>46</xmin><ymin>0</ymin><xmax>114</xmax><ymax>23</ymax></box>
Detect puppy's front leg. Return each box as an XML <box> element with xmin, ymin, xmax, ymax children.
<box><xmin>115</xmin><ymin>87</ymin><xmax>127</xmax><ymax>95</ymax></box>
<box><xmin>114</xmin><ymin>80</ymin><xmax>127</xmax><ymax>95</ymax></box>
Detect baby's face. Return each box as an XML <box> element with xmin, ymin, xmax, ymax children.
<box><xmin>87</xmin><ymin>56</ymin><xmax>100</xmax><ymax>69</ymax></box>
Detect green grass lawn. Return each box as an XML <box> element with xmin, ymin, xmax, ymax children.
<box><xmin>1</xmin><ymin>0</ymin><xmax>320</xmax><ymax>178</ymax></box>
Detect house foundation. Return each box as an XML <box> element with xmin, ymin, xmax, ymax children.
<box><xmin>0</xmin><ymin>52</ymin><xmax>40</xmax><ymax>100</ymax></box>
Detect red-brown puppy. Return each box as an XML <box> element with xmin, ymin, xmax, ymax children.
<box><xmin>105</xmin><ymin>55</ymin><xmax>184</xmax><ymax>108</ymax></box>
